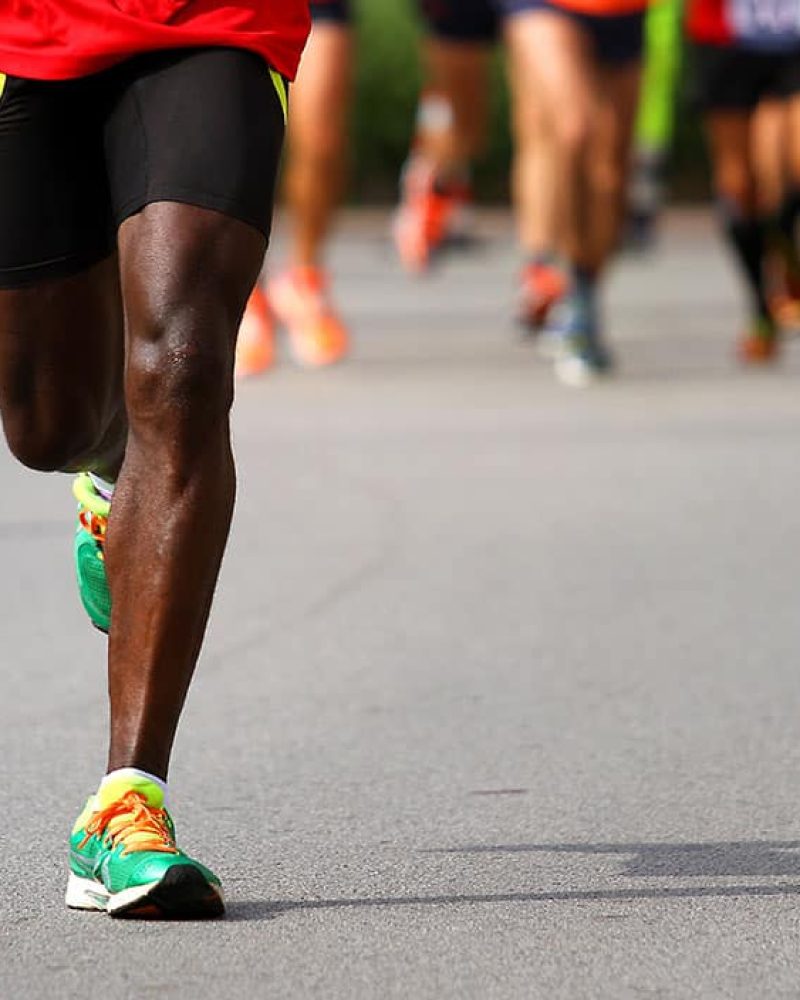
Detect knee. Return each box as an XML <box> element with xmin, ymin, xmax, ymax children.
<box><xmin>554</xmin><ymin>111</ymin><xmax>593</xmax><ymax>161</ymax></box>
<box><xmin>2</xmin><ymin>377</ymin><xmax>106</xmax><ymax>472</ymax></box>
<box><xmin>126</xmin><ymin>327</ymin><xmax>234</xmax><ymax>449</ymax></box>
<box><xmin>125</xmin><ymin>267</ymin><xmax>235</xmax><ymax>460</ymax></box>
<box><xmin>121</xmin><ymin>205</ymin><xmax>263</xmax><ymax>455</ymax></box>
<box><xmin>590</xmin><ymin>158</ymin><xmax>626</xmax><ymax>201</ymax></box>
<box><xmin>715</xmin><ymin>163</ymin><xmax>757</xmax><ymax>215</ymax></box>
<box><xmin>4</xmin><ymin>411</ymin><xmax>100</xmax><ymax>473</ymax></box>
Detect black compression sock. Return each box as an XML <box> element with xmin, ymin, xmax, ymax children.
<box><xmin>717</xmin><ymin>199</ymin><xmax>771</xmax><ymax>319</ymax></box>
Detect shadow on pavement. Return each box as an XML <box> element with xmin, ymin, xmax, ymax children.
<box><xmin>424</xmin><ymin>840</ymin><xmax>800</xmax><ymax>877</ymax></box>
<box><xmin>226</xmin><ymin>839</ymin><xmax>800</xmax><ymax>922</ymax></box>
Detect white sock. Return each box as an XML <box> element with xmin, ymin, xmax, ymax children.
<box><xmin>100</xmin><ymin>767</ymin><xmax>168</xmax><ymax>806</ymax></box>
<box><xmin>88</xmin><ymin>472</ymin><xmax>115</xmax><ymax>502</ymax></box>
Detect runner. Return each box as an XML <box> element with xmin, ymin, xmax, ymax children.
<box><xmin>396</xmin><ymin>9</ymin><xmax>564</xmax><ymax>329</ymax></box>
<box><xmin>393</xmin><ymin>5</ymin><xmax>493</xmax><ymax>273</ymax></box>
<box><xmin>0</xmin><ymin>2</ymin><xmax>307</xmax><ymax>917</ymax></box>
<box><xmin>403</xmin><ymin>0</ymin><xmax>646</xmax><ymax>385</ymax></box>
<box><xmin>236</xmin><ymin>0</ymin><xmax>352</xmax><ymax>377</ymax></box>
<box><xmin>688</xmin><ymin>0</ymin><xmax>800</xmax><ymax>360</ymax></box>
<box><xmin>505</xmin><ymin>0</ymin><xmax>646</xmax><ymax>385</ymax></box>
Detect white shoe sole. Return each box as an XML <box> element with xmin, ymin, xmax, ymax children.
<box><xmin>554</xmin><ymin>355</ymin><xmax>598</xmax><ymax>389</ymax></box>
<box><xmin>66</xmin><ymin>872</ymin><xmax>156</xmax><ymax>914</ymax></box>
<box><xmin>66</xmin><ymin>868</ymin><xmax>224</xmax><ymax>919</ymax></box>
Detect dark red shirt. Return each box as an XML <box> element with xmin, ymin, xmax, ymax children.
<box><xmin>0</xmin><ymin>0</ymin><xmax>310</xmax><ymax>81</ymax></box>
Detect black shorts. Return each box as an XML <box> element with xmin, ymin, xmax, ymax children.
<box><xmin>419</xmin><ymin>0</ymin><xmax>643</xmax><ymax>65</ymax></box>
<box><xmin>0</xmin><ymin>47</ymin><xmax>286</xmax><ymax>289</ymax></box>
<box><xmin>418</xmin><ymin>0</ymin><xmax>498</xmax><ymax>42</ymax></box>
<box><xmin>310</xmin><ymin>0</ymin><xmax>352</xmax><ymax>24</ymax></box>
<box><xmin>693</xmin><ymin>43</ymin><xmax>800</xmax><ymax>111</ymax></box>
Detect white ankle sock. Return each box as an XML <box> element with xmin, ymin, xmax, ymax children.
<box><xmin>88</xmin><ymin>472</ymin><xmax>115</xmax><ymax>502</ymax></box>
<box><xmin>100</xmin><ymin>768</ymin><xmax>168</xmax><ymax>805</ymax></box>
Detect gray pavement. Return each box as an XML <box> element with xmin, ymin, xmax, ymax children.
<box><xmin>3</xmin><ymin>210</ymin><xmax>800</xmax><ymax>999</ymax></box>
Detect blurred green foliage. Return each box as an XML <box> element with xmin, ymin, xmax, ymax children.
<box><xmin>349</xmin><ymin>0</ymin><xmax>708</xmax><ymax>202</ymax></box>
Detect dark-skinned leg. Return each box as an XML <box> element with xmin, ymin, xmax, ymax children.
<box><xmin>106</xmin><ymin>201</ymin><xmax>265</xmax><ymax>779</ymax></box>
<box><xmin>0</xmin><ymin>255</ymin><xmax>125</xmax><ymax>478</ymax></box>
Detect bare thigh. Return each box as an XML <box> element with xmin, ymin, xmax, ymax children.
<box><xmin>504</xmin><ymin>10</ymin><xmax>597</xmax><ymax>148</ymax></box>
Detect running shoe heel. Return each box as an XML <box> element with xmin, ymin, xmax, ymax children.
<box><xmin>65</xmin><ymin>872</ymin><xmax>108</xmax><ymax>911</ymax></box>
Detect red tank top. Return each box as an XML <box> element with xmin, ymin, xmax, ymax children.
<box><xmin>686</xmin><ymin>0</ymin><xmax>736</xmax><ymax>43</ymax></box>
<box><xmin>0</xmin><ymin>1</ymin><xmax>310</xmax><ymax>81</ymax></box>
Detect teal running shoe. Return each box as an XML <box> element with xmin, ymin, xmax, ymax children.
<box><xmin>66</xmin><ymin>775</ymin><xmax>224</xmax><ymax>919</ymax></box>
<box><xmin>73</xmin><ymin>473</ymin><xmax>111</xmax><ymax>633</ymax></box>
<box><xmin>550</xmin><ymin>293</ymin><xmax>614</xmax><ymax>388</ymax></box>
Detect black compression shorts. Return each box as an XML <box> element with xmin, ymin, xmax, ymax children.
<box><xmin>0</xmin><ymin>47</ymin><xmax>286</xmax><ymax>289</ymax></box>
<box><xmin>418</xmin><ymin>0</ymin><xmax>643</xmax><ymax>64</ymax></box>
<box><xmin>310</xmin><ymin>0</ymin><xmax>352</xmax><ymax>23</ymax></box>
<box><xmin>693</xmin><ymin>43</ymin><xmax>800</xmax><ymax>111</ymax></box>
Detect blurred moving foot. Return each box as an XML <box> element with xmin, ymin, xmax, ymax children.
<box><xmin>235</xmin><ymin>286</ymin><xmax>275</xmax><ymax>379</ymax></box>
<box><xmin>519</xmin><ymin>260</ymin><xmax>566</xmax><ymax>333</ymax></box>
<box><xmin>624</xmin><ymin>150</ymin><xmax>666</xmax><ymax>252</ymax></box>
<box><xmin>549</xmin><ymin>296</ymin><xmax>613</xmax><ymax>388</ymax></box>
<box><xmin>66</xmin><ymin>776</ymin><xmax>224</xmax><ymax>919</ymax></box>
<box><xmin>73</xmin><ymin>473</ymin><xmax>111</xmax><ymax>633</ymax></box>
<box><xmin>268</xmin><ymin>267</ymin><xmax>349</xmax><ymax>369</ymax></box>
<box><xmin>738</xmin><ymin>316</ymin><xmax>779</xmax><ymax>363</ymax></box>
<box><xmin>767</xmin><ymin>256</ymin><xmax>800</xmax><ymax>331</ymax></box>
<box><xmin>393</xmin><ymin>158</ymin><xmax>473</xmax><ymax>274</ymax></box>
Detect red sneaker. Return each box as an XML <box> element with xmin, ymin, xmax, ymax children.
<box><xmin>269</xmin><ymin>267</ymin><xmax>349</xmax><ymax>368</ymax></box>
<box><xmin>519</xmin><ymin>261</ymin><xmax>567</xmax><ymax>331</ymax></box>
<box><xmin>235</xmin><ymin>286</ymin><xmax>275</xmax><ymax>379</ymax></box>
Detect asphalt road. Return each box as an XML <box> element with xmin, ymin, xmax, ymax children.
<box><xmin>3</xmin><ymin>211</ymin><xmax>800</xmax><ymax>999</ymax></box>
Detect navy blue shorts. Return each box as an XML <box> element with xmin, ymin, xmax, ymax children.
<box><xmin>418</xmin><ymin>0</ymin><xmax>644</xmax><ymax>65</ymax></box>
<box><xmin>418</xmin><ymin>0</ymin><xmax>498</xmax><ymax>42</ymax></box>
<box><xmin>310</xmin><ymin>0</ymin><xmax>351</xmax><ymax>24</ymax></box>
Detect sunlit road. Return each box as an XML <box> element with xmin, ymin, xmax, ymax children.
<box><xmin>4</xmin><ymin>211</ymin><xmax>800</xmax><ymax>999</ymax></box>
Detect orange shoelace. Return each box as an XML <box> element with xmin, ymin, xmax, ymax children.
<box><xmin>78</xmin><ymin>508</ymin><xmax>108</xmax><ymax>554</ymax></box>
<box><xmin>80</xmin><ymin>791</ymin><xmax>178</xmax><ymax>856</ymax></box>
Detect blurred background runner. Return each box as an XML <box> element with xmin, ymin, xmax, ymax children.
<box><xmin>688</xmin><ymin>0</ymin><xmax>800</xmax><ymax>361</ymax></box>
<box><xmin>393</xmin><ymin>1</ymin><xmax>494</xmax><ymax>274</ymax></box>
<box><xmin>395</xmin><ymin>0</ymin><xmax>646</xmax><ymax>387</ymax></box>
<box><xmin>236</xmin><ymin>0</ymin><xmax>353</xmax><ymax>378</ymax></box>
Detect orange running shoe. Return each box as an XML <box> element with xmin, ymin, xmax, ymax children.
<box><xmin>738</xmin><ymin>316</ymin><xmax>779</xmax><ymax>363</ymax></box>
<box><xmin>769</xmin><ymin>266</ymin><xmax>800</xmax><ymax>330</ymax></box>
<box><xmin>235</xmin><ymin>285</ymin><xmax>275</xmax><ymax>379</ymax></box>
<box><xmin>519</xmin><ymin>260</ymin><xmax>567</xmax><ymax>332</ymax></box>
<box><xmin>392</xmin><ymin>158</ymin><xmax>472</xmax><ymax>274</ymax></box>
<box><xmin>765</xmin><ymin>245</ymin><xmax>800</xmax><ymax>330</ymax></box>
<box><xmin>269</xmin><ymin>267</ymin><xmax>349</xmax><ymax>368</ymax></box>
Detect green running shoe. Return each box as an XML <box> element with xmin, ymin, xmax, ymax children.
<box><xmin>73</xmin><ymin>473</ymin><xmax>111</xmax><ymax>633</ymax></box>
<box><xmin>66</xmin><ymin>775</ymin><xmax>224</xmax><ymax>919</ymax></box>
